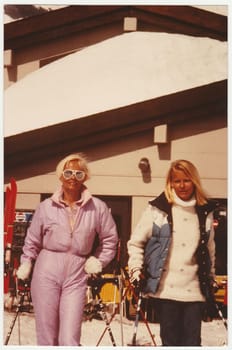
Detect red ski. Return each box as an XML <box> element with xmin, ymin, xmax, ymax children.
<box><xmin>4</xmin><ymin>178</ymin><xmax>17</xmax><ymax>294</ymax></box>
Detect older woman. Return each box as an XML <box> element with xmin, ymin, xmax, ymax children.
<box><xmin>17</xmin><ymin>153</ymin><xmax>118</xmax><ymax>346</ymax></box>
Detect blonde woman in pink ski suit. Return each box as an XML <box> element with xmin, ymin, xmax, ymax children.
<box><xmin>16</xmin><ymin>153</ymin><xmax>118</xmax><ymax>346</ymax></box>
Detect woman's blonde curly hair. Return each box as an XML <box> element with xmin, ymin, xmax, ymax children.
<box><xmin>56</xmin><ymin>153</ymin><xmax>90</xmax><ymax>181</ymax></box>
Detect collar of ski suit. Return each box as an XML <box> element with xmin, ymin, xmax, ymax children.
<box><xmin>149</xmin><ymin>191</ymin><xmax>217</xmax><ymax>215</ymax></box>
<box><xmin>172</xmin><ymin>189</ymin><xmax>196</xmax><ymax>207</ymax></box>
<box><xmin>149</xmin><ymin>192</ymin><xmax>171</xmax><ymax>213</ymax></box>
<box><xmin>51</xmin><ymin>185</ymin><xmax>93</xmax><ymax>207</ymax></box>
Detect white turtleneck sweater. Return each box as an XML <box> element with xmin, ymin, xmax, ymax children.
<box><xmin>153</xmin><ymin>193</ymin><xmax>205</xmax><ymax>302</ymax></box>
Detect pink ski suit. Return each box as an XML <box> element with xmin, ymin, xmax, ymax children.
<box><xmin>20</xmin><ymin>187</ymin><xmax>118</xmax><ymax>346</ymax></box>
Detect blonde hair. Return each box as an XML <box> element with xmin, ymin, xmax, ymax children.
<box><xmin>164</xmin><ymin>159</ymin><xmax>208</xmax><ymax>205</ymax></box>
<box><xmin>56</xmin><ymin>153</ymin><xmax>90</xmax><ymax>180</ymax></box>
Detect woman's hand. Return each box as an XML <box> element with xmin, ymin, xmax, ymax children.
<box><xmin>84</xmin><ymin>256</ymin><xmax>102</xmax><ymax>277</ymax></box>
<box><xmin>16</xmin><ymin>261</ymin><xmax>32</xmax><ymax>280</ymax></box>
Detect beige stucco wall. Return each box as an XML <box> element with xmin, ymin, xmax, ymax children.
<box><xmin>88</xmin><ymin>127</ymin><xmax>227</xmax><ymax>196</ymax></box>
<box><xmin>14</xmin><ymin>124</ymin><xmax>227</xmax><ymax>228</ymax></box>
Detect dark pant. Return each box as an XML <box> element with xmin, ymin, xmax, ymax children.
<box><xmin>156</xmin><ymin>299</ymin><xmax>203</xmax><ymax>346</ymax></box>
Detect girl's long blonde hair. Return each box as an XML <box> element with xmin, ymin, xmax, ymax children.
<box><xmin>164</xmin><ymin>159</ymin><xmax>208</xmax><ymax>205</ymax></box>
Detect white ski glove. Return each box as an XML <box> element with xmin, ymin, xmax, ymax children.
<box><xmin>129</xmin><ymin>268</ymin><xmax>141</xmax><ymax>285</ymax></box>
<box><xmin>84</xmin><ymin>256</ymin><xmax>102</xmax><ymax>275</ymax></box>
<box><xmin>16</xmin><ymin>261</ymin><xmax>32</xmax><ymax>280</ymax></box>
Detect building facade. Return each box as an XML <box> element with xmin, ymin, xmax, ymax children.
<box><xmin>4</xmin><ymin>5</ymin><xmax>228</xmax><ymax>270</ymax></box>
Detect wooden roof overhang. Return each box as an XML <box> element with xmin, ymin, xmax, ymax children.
<box><xmin>5</xmin><ymin>5</ymin><xmax>227</xmax><ymax>52</ymax></box>
<box><xmin>4</xmin><ymin>5</ymin><xmax>227</xmax><ymax>45</ymax></box>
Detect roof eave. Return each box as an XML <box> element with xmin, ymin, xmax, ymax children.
<box><xmin>4</xmin><ymin>5</ymin><xmax>227</xmax><ymax>51</ymax></box>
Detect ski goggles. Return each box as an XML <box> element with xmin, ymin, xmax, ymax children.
<box><xmin>62</xmin><ymin>169</ymin><xmax>85</xmax><ymax>181</ymax></box>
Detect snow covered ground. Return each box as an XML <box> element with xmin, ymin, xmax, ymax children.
<box><xmin>3</xmin><ymin>306</ymin><xmax>228</xmax><ymax>347</ymax></box>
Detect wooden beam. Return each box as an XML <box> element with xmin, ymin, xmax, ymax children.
<box><xmin>4</xmin><ymin>5</ymin><xmax>227</xmax><ymax>51</ymax></box>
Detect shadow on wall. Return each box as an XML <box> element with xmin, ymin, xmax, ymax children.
<box><xmin>4</xmin><ymin>111</ymin><xmax>226</xmax><ymax>183</ymax></box>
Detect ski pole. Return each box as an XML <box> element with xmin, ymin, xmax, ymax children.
<box><xmin>129</xmin><ymin>288</ymin><xmax>142</xmax><ymax>346</ymax></box>
<box><xmin>96</xmin><ymin>308</ymin><xmax>116</xmax><ymax>346</ymax></box>
<box><xmin>96</xmin><ymin>295</ymin><xmax>117</xmax><ymax>346</ymax></box>
<box><xmin>118</xmin><ymin>274</ymin><xmax>124</xmax><ymax>346</ymax></box>
<box><xmin>89</xmin><ymin>276</ymin><xmax>117</xmax><ymax>346</ymax></box>
<box><xmin>113</xmin><ymin>240</ymin><xmax>124</xmax><ymax>345</ymax></box>
<box><xmin>124</xmin><ymin>269</ymin><xmax>157</xmax><ymax>346</ymax></box>
<box><xmin>4</xmin><ymin>297</ymin><xmax>23</xmax><ymax>345</ymax></box>
<box><xmin>96</xmin><ymin>274</ymin><xmax>129</xmax><ymax>346</ymax></box>
<box><xmin>215</xmin><ymin>303</ymin><xmax>227</xmax><ymax>330</ymax></box>
<box><xmin>4</xmin><ymin>280</ymin><xmax>29</xmax><ymax>345</ymax></box>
